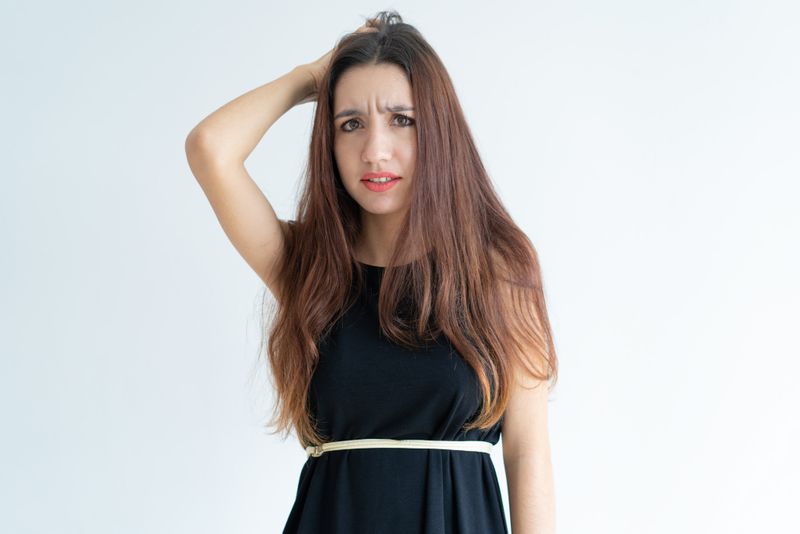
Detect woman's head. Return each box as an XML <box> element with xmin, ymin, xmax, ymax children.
<box><xmin>326</xmin><ymin>12</ymin><xmax>423</xmax><ymax>228</ymax></box>
<box><xmin>303</xmin><ymin>10</ymin><xmax>483</xmax><ymax>265</ymax></box>
<box><xmin>262</xmin><ymin>11</ymin><xmax>557</xmax><ymax>449</ymax></box>
<box><xmin>332</xmin><ymin>61</ymin><xmax>417</xmax><ymax>222</ymax></box>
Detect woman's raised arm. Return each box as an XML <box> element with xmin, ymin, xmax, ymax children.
<box><xmin>184</xmin><ymin>66</ymin><xmax>313</xmax><ymax>298</ymax></box>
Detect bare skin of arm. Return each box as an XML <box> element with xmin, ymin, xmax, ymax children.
<box><xmin>502</xmin><ymin>376</ymin><xmax>556</xmax><ymax>534</ymax></box>
<box><xmin>184</xmin><ymin>66</ymin><xmax>313</xmax><ymax>298</ymax></box>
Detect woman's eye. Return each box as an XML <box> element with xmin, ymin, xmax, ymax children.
<box><xmin>395</xmin><ymin>114</ymin><xmax>415</xmax><ymax>127</ymax></box>
<box><xmin>340</xmin><ymin>114</ymin><xmax>415</xmax><ymax>132</ymax></box>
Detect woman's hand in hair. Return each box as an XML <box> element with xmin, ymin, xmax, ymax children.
<box><xmin>295</xmin><ymin>22</ymin><xmax>378</xmax><ymax>106</ymax></box>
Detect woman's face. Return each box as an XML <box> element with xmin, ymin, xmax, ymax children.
<box><xmin>332</xmin><ymin>62</ymin><xmax>417</xmax><ymax>219</ymax></box>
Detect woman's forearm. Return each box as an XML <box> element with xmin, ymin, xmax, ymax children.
<box><xmin>505</xmin><ymin>453</ymin><xmax>556</xmax><ymax>534</ymax></box>
<box><xmin>186</xmin><ymin>65</ymin><xmax>313</xmax><ymax>165</ymax></box>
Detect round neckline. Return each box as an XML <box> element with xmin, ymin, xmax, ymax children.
<box><xmin>355</xmin><ymin>249</ymin><xmax>434</xmax><ymax>270</ymax></box>
<box><xmin>357</xmin><ymin>261</ymin><xmax>386</xmax><ymax>270</ymax></box>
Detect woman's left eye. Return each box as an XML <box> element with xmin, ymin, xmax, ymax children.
<box><xmin>394</xmin><ymin>114</ymin><xmax>415</xmax><ymax>126</ymax></box>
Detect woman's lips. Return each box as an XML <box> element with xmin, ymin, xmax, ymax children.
<box><xmin>362</xmin><ymin>177</ymin><xmax>401</xmax><ymax>192</ymax></box>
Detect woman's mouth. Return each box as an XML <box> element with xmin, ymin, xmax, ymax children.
<box><xmin>361</xmin><ymin>177</ymin><xmax>401</xmax><ymax>192</ymax></box>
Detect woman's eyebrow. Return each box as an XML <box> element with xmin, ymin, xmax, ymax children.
<box><xmin>333</xmin><ymin>105</ymin><xmax>415</xmax><ymax>120</ymax></box>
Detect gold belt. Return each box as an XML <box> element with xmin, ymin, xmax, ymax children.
<box><xmin>305</xmin><ymin>438</ymin><xmax>494</xmax><ymax>458</ymax></box>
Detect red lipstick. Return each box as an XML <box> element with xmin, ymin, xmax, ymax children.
<box><xmin>361</xmin><ymin>171</ymin><xmax>402</xmax><ymax>192</ymax></box>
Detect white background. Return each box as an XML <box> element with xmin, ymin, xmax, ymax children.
<box><xmin>2</xmin><ymin>1</ymin><xmax>798</xmax><ymax>533</ymax></box>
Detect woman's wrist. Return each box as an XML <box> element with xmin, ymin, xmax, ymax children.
<box><xmin>289</xmin><ymin>64</ymin><xmax>317</xmax><ymax>105</ymax></box>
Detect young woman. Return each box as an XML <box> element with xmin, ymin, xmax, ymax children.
<box><xmin>185</xmin><ymin>11</ymin><xmax>557</xmax><ymax>534</ymax></box>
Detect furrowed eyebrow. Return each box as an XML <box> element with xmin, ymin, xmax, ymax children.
<box><xmin>333</xmin><ymin>105</ymin><xmax>415</xmax><ymax>121</ymax></box>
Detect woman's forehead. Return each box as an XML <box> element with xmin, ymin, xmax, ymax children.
<box><xmin>333</xmin><ymin>64</ymin><xmax>412</xmax><ymax>111</ymax></box>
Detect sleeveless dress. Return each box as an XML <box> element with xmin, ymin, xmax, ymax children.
<box><xmin>282</xmin><ymin>261</ymin><xmax>508</xmax><ymax>534</ymax></box>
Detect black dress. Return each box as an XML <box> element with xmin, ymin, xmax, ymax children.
<box><xmin>282</xmin><ymin>262</ymin><xmax>508</xmax><ymax>534</ymax></box>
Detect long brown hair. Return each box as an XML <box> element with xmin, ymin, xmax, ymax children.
<box><xmin>259</xmin><ymin>10</ymin><xmax>558</xmax><ymax>449</ymax></box>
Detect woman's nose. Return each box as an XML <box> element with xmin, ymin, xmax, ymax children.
<box><xmin>361</xmin><ymin>126</ymin><xmax>392</xmax><ymax>164</ymax></box>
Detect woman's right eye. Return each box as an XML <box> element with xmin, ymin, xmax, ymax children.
<box><xmin>341</xmin><ymin>119</ymin><xmax>358</xmax><ymax>132</ymax></box>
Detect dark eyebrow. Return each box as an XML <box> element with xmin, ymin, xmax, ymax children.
<box><xmin>333</xmin><ymin>105</ymin><xmax>415</xmax><ymax>121</ymax></box>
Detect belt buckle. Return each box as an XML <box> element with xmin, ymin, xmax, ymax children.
<box><xmin>311</xmin><ymin>444</ymin><xmax>324</xmax><ymax>457</ymax></box>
